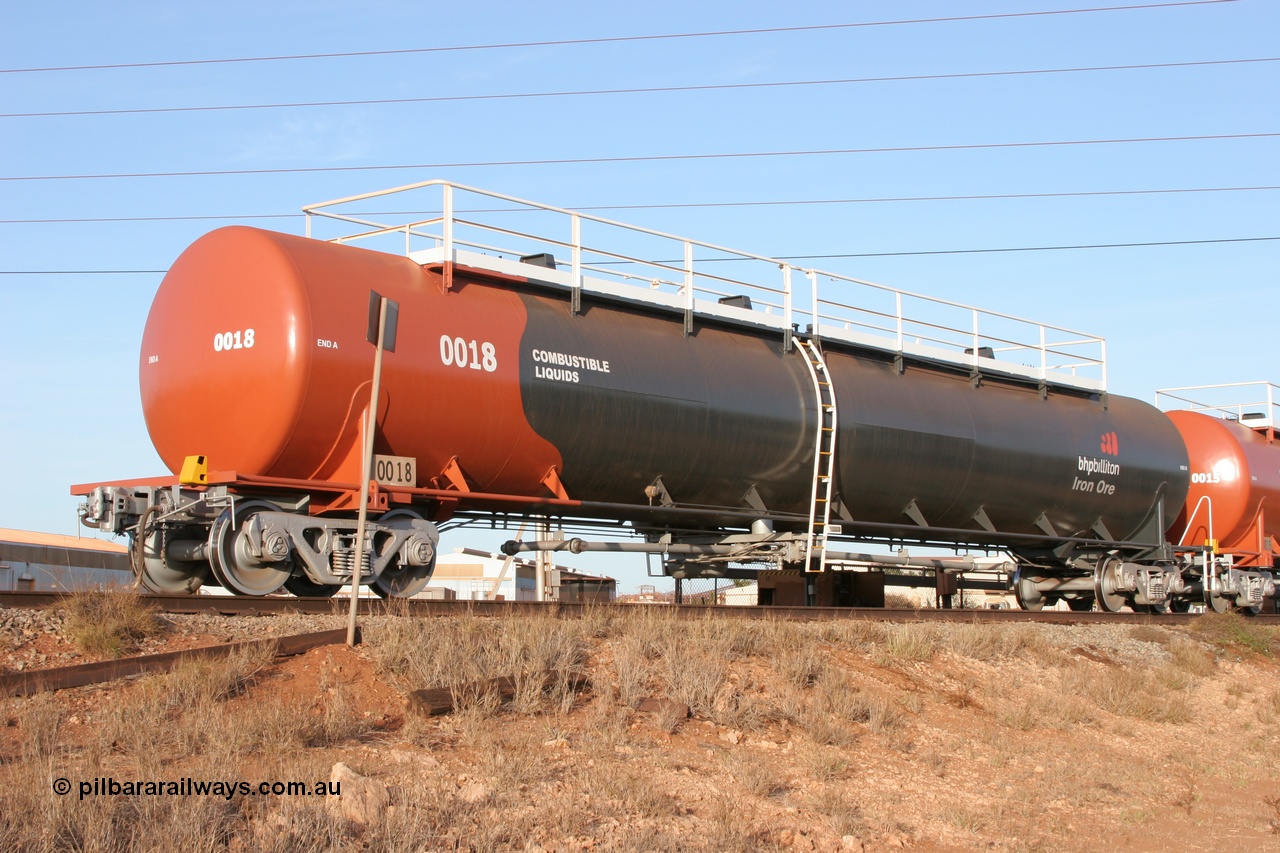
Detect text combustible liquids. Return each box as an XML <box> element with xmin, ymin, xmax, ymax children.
<box><xmin>531</xmin><ymin>347</ymin><xmax>611</xmax><ymax>384</ymax></box>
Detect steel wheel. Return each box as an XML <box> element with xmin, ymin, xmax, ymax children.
<box><xmin>1012</xmin><ymin>566</ymin><xmax>1045</xmax><ymax>611</ymax></box>
<box><xmin>1066</xmin><ymin>597</ymin><xmax>1094</xmax><ymax>612</ymax></box>
<box><xmin>208</xmin><ymin>501</ymin><xmax>291</xmax><ymax>596</ymax></box>
<box><xmin>1094</xmin><ymin>558</ymin><xmax>1127</xmax><ymax>613</ymax></box>
<box><xmin>1169</xmin><ymin>598</ymin><xmax>1193</xmax><ymax>613</ymax></box>
<box><xmin>1205</xmin><ymin>588</ymin><xmax>1233</xmax><ymax>614</ymax></box>
<box><xmin>134</xmin><ymin>525</ymin><xmax>209</xmax><ymax>594</ymax></box>
<box><xmin>370</xmin><ymin>509</ymin><xmax>437</xmax><ymax>599</ymax></box>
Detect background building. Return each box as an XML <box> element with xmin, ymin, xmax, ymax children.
<box><xmin>0</xmin><ymin>529</ymin><xmax>132</xmax><ymax>592</ymax></box>
<box><xmin>426</xmin><ymin>548</ymin><xmax>615</xmax><ymax>602</ymax></box>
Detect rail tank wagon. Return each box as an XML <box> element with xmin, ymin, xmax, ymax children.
<box><xmin>1157</xmin><ymin>401</ymin><xmax>1280</xmax><ymax>612</ymax></box>
<box><xmin>140</xmin><ymin>224</ymin><xmax>1187</xmax><ymax>539</ymax></box>
<box><xmin>74</xmin><ymin>180</ymin><xmax>1270</xmax><ymax>612</ymax></box>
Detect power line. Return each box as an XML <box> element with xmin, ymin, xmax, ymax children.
<box><xmin>600</xmin><ymin>234</ymin><xmax>1280</xmax><ymax>264</ymax></box>
<box><xmin>0</xmin><ymin>214</ymin><xmax>295</xmax><ymax>224</ymax></box>
<box><xmin>5</xmin><ymin>233</ymin><xmax>1277</xmax><ymax>276</ymax></box>
<box><xmin>4</xmin><ymin>184</ymin><xmax>1280</xmax><ymax>225</ymax></box>
<box><xmin>5</xmin><ymin>132</ymin><xmax>1276</xmax><ymax>183</ymax></box>
<box><xmin>577</xmin><ymin>185</ymin><xmax>1280</xmax><ymax>211</ymax></box>
<box><xmin>6</xmin><ymin>56</ymin><xmax>1275</xmax><ymax>120</ymax></box>
<box><xmin>778</xmin><ymin>235</ymin><xmax>1280</xmax><ymax>259</ymax></box>
<box><xmin>0</xmin><ymin>2</ymin><xmax>1236</xmax><ymax>75</ymax></box>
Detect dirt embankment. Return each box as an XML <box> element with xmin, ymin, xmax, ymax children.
<box><xmin>2</xmin><ymin>599</ymin><xmax>1279</xmax><ymax>852</ymax></box>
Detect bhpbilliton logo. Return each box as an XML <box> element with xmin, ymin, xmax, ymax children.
<box><xmin>1100</xmin><ymin>431</ymin><xmax>1119</xmax><ymax>456</ymax></box>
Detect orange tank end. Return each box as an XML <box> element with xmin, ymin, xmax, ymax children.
<box><xmin>140</xmin><ymin>227</ymin><xmax>561</xmax><ymax>497</ymax></box>
<box><xmin>1167</xmin><ymin>410</ymin><xmax>1280</xmax><ymax>567</ymax></box>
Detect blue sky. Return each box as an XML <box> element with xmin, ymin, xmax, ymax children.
<box><xmin>1</xmin><ymin>1</ymin><xmax>1276</xmax><ymax>591</ymax></box>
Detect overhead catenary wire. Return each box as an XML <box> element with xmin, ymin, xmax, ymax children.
<box><xmin>589</xmin><ymin>235</ymin><xmax>1280</xmax><ymax>264</ymax></box>
<box><xmin>4</xmin><ymin>184</ymin><xmax>1278</xmax><ymax>225</ymax></box>
<box><xmin>5</xmin><ymin>234</ymin><xmax>1278</xmax><ymax>276</ymax></box>
<box><xmin>773</xmin><ymin>235</ymin><xmax>1280</xmax><ymax>259</ymax></box>
<box><xmin>0</xmin><ymin>2</ymin><xmax>1237</xmax><ymax>75</ymax></box>
<box><xmin>6</xmin><ymin>57</ymin><xmax>1275</xmax><ymax>120</ymax></box>
<box><xmin>4</xmin><ymin>132</ymin><xmax>1277</xmax><ymax>183</ymax></box>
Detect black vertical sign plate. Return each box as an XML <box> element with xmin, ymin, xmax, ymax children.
<box><xmin>367</xmin><ymin>290</ymin><xmax>399</xmax><ymax>353</ymax></box>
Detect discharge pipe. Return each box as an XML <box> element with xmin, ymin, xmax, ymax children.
<box><xmin>502</xmin><ymin>538</ymin><xmax>985</xmax><ymax>571</ymax></box>
<box><xmin>501</xmin><ymin>538</ymin><xmax>740</xmax><ymax>556</ymax></box>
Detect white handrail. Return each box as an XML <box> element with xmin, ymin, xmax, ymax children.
<box><xmin>1176</xmin><ymin>495</ymin><xmax>1220</xmax><ymax>594</ymax></box>
<box><xmin>1156</xmin><ymin>382</ymin><xmax>1280</xmax><ymax>431</ymax></box>
<box><xmin>1177</xmin><ymin>495</ymin><xmax>1214</xmax><ymax>548</ymax></box>
<box><xmin>302</xmin><ymin>179</ymin><xmax>1109</xmax><ymax>390</ymax></box>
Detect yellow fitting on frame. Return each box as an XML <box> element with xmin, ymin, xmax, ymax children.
<box><xmin>1205</xmin><ymin>538</ymin><xmax>1219</xmax><ymax>555</ymax></box>
<box><xmin>179</xmin><ymin>455</ymin><xmax>208</xmax><ymax>485</ymax></box>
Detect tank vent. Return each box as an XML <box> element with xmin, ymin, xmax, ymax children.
<box><xmin>519</xmin><ymin>252</ymin><xmax>557</xmax><ymax>269</ymax></box>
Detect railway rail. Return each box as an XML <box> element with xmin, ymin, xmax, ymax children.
<box><xmin>2</xmin><ymin>590</ymin><xmax>1276</xmax><ymax>626</ymax></box>
<box><xmin>0</xmin><ymin>628</ymin><xmax>350</xmax><ymax>698</ymax></box>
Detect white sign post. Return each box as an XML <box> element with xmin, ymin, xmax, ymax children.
<box><xmin>347</xmin><ymin>291</ymin><xmax>398</xmax><ymax>646</ymax></box>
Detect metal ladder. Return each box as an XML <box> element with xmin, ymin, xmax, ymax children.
<box><xmin>796</xmin><ymin>337</ymin><xmax>838</xmax><ymax>573</ymax></box>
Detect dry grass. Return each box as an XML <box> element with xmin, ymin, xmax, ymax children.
<box><xmin>816</xmin><ymin>618</ymin><xmax>888</xmax><ymax>649</ymax></box>
<box><xmin>16</xmin><ymin>692</ymin><xmax>63</xmax><ymax>762</ymax></box>
<box><xmin>778</xmin><ymin>644</ymin><xmax>825</xmax><ymax>688</ymax></box>
<box><xmin>803</xmin><ymin>744</ymin><xmax>853</xmax><ymax>783</ymax></box>
<box><xmin>653</xmin><ymin>697</ymin><xmax>687</xmax><ymax>734</ymax></box>
<box><xmin>1256</xmin><ymin>692</ymin><xmax>1279</xmax><ymax>726</ymax></box>
<box><xmin>1168</xmin><ymin>637</ymin><xmax>1217</xmax><ymax>676</ymax></box>
<box><xmin>4</xmin><ymin>606</ymin><xmax>1279</xmax><ymax>852</ymax></box>
<box><xmin>997</xmin><ymin>699</ymin><xmax>1040</xmax><ymax>731</ymax></box>
<box><xmin>1189</xmin><ymin>611</ymin><xmax>1278</xmax><ymax>657</ymax></box>
<box><xmin>370</xmin><ymin>612</ymin><xmax>588</xmax><ymax>718</ymax></box>
<box><xmin>883</xmin><ymin>623</ymin><xmax>937</xmax><ymax>662</ymax></box>
<box><xmin>727</xmin><ymin>750</ymin><xmax>789</xmax><ymax>798</ymax></box>
<box><xmin>287</xmin><ymin>676</ymin><xmax>379</xmax><ymax>749</ymax></box>
<box><xmin>1264</xmin><ymin>793</ymin><xmax>1280</xmax><ymax>835</ymax></box>
<box><xmin>1061</xmin><ymin>663</ymin><xmax>1193</xmax><ymax>724</ymax></box>
<box><xmin>58</xmin><ymin>589</ymin><xmax>163</xmax><ymax>658</ymax></box>
<box><xmin>939</xmin><ymin>622</ymin><xmax>1052</xmax><ymax>662</ymax></box>
<box><xmin>612</xmin><ymin>633</ymin><xmax>651</xmax><ymax>708</ymax></box>
<box><xmin>943</xmin><ymin>622</ymin><xmax>1010</xmax><ymax>661</ymax></box>
<box><xmin>1128</xmin><ymin>625</ymin><xmax>1172</xmax><ymax>645</ymax></box>
<box><xmin>166</xmin><ymin>641</ymin><xmax>276</xmax><ymax>708</ymax></box>
<box><xmin>712</xmin><ymin>680</ymin><xmax>766</xmax><ymax>732</ymax></box>
<box><xmin>0</xmin><ymin>753</ymin><xmax>247</xmax><ymax>853</ymax></box>
<box><xmin>658</xmin><ymin>638</ymin><xmax>726</xmax><ymax>717</ymax></box>
<box><xmin>812</xmin><ymin>786</ymin><xmax>868</xmax><ymax>838</ymax></box>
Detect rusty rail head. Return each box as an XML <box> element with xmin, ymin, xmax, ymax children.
<box><xmin>0</xmin><ymin>628</ymin><xmax>353</xmax><ymax>698</ymax></box>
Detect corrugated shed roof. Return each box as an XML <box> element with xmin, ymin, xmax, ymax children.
<box><xmin>0</xmin><ymin>528</ymin><xmax>127</xmax><ymax>554</ymax></box>
<box><xmin>558</xmin><ymin>569</ymin><xmax>612</xmax><ymax>582</ymax></box>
